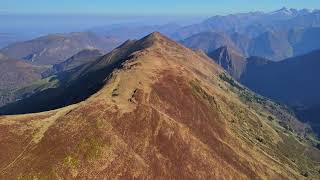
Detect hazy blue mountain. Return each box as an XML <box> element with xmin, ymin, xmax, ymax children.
<box><xmin>181</xmin><ymin>26</ymin><xmax>320</xmax><ymax>61</ymax></box>
<box><xmin>180</xmin><ymin>32</ymin><xmax>239</xmax><ymax>53</ymax></box>
<box><xmin>171</xmin><ymin>8</ymin><xmax>319</xmax><ymax>40</ymax></box>
<box><xmin>240</xmin><ymin>51</ymin><xmax>320</xmax><ymax>136</ymax></box>
<box><xmin>171</xmin><ymin>11</ymin><xmax>265</xmax><ymax>40</ymax></box>
<box><xmin>289</xmin><ymin>27</ymin><xmax>320</xmax><ymax>56</ymax></box>
<box><xmin>248</xmin><ymin>30</ymin><xmax>293</xmax><ymax>61</ymax></box>
<box><xmin>241</xmin><ymin>49</ymin><xmax>320</xmax><ymax>108</ymax></box>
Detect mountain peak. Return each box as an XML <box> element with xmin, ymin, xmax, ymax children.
<box><xmin>146</xmin><ymin>31</ymin><xmax>163</xmax><ymax>38</ymax></box>
<box><xmin>141</xmin><ymin>31</ymin><xmax>171</xmax><ymax>44</ymax></box>
<box><xmin>270</xmin><ymin>7</ymin><xmax>295</xmax><ymax>16</ymax></box>
<box><xmin>124</xmin><ymin>31</ymin><xmax>182</xmax><ymax>51</ymax></box>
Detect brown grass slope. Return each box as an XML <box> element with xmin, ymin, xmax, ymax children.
<box><xmin>0</xmin><ymin>32</ymin><xmax>319</xmax><ymax>179</ymax></box>
<box><xmin>0</xmin><ymin>53</ymin><xmax>46</xmax><ymax>90</ymax></box>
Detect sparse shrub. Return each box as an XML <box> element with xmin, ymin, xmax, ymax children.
<box><xmin>301</xmin><ymin>172</ymin><xmax>309</xmax><ymax>177</ymax></box>
<box><xmin>219</xmin><ymin>73</ymin><xmax>244</xmax><ymax>91</ymax></box>
<box><xmin>112</xmin><ymin>88</ymin><xmax>119</xmax><ymax>96</ymax></box>
<box><xmin>256</xmin><ymin>137</ymin><xmax>264</xmax><ymax>143</ymax></box>
<box><xmin>267</xmin><ymin>116</ymin><xmax>274</xmax><ymax>121</ymax></box>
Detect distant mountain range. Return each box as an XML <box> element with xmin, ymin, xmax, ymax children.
<box><xmin>176</xmin><ymin>8</ymin><xmax>320</xmax><ymax>61</ymax></box>
<box><xmin>180</xmin><ymin>32</ymin><xmax>240</xmax><ymax>53</ymax></box>
<box><xmin>0</xmin><ymin>32</ymin><xmax>121</xmax><ymax>65</ymax></box>
<box><xmin>172</xmin><ymin>8</ymin><xmax>320</xmax><ymax>40</ymax></box>
<box><xmin>1</xmin><ymin>8</ymin><xmax>319</xmax><ymax>65</ymax></box>
<box><xmin>181</xmin><ymin>27</ymin><xmax>320</xmax><ymax>61</ymax></box>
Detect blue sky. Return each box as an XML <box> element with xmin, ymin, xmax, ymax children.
<box><xmin>1</xmin><ymin>0</ymin><xmax>320</xmax><ymax>15</ymax></box>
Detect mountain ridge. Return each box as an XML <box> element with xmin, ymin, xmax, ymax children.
<box><xmin>0</xmin><ymin>32</ymin><xmax>319</xmax><ymax>179</ymax></box>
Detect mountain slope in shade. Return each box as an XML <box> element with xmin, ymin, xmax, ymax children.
<box><xmin>0</xmin><ymin>53</ymin><xmax>46</xmax><ymax>90</ymax></box>
<box><xmin>296</xmin><ymin>105</ymin><xmax>320</xmax><ymax>137</ymax></box>
<box><xmin>0</xmin><ymin>32</ymin><xmax>120</xmax><ymax>65</ymax></box>
<box><xmin>180</xmin><ymin>32</ymin><xmax>239</xmax><ymax>53</ymax></box>
<box><xmin>0</xmin><ymin>33</ymin><xmax>319</xmax><ymax>179</ymax></box>
<box><xmin>241</xmin><ymin>50</ymin><xmax>320</xmax><ymax>108</ymax></box>
<box><xmin>42</xmin><ymin>49</ymin><xmax>104</xmax><ymax>77</ymax></box>
<box><xmin>289</xmin><ymin>27</ymin><xmax>320</xmax><ymax>56</ymax></box>
<box><xmin>208</xmin><ymin>46</ymin><xmax>246</xmax><ymax>79</ymax></box>
<box><xmin>248</xmin><ymin>30</ymin><xmax>293</xmax><ymax>61</ymax></box>
<box><xmin>240</xmin><ymin>50</ymin><xmax>320</xmax><ymax>137</ymax></box>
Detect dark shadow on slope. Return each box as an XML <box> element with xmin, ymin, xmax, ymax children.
<box><xmin>0</xmin><ymin>58</ymin><xmax>125</xmax><ymax>115</ymax></box>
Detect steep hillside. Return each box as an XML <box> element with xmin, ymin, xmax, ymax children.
<box><xmin>208</xmin><ymin>46</ymin><xmax>246</xmax><ymax>79</ymax></box>
<box><xmin>0</xmin><ymin>32</ymin><xmax>120</xmax><ymax>65</ymax></box>
<box><xmin>0</xmin><ymin>53</ymin><xmax>47</xmax><ymax>90</ymax></box>
<box><xmin>0</xmin><ymin>32</ymin><xmax>319</xmax><ymax>179</ymax></box>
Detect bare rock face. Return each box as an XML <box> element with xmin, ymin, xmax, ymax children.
<box><xmin>0</xmin><ymin>32</ymin><xmax>319</xmax><ymax>179</ymax></box>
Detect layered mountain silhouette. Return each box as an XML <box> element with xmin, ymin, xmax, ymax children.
<box><xmin>0</xmin><ymin>32</ymin><xmax>319</xmax><ymax>179</ymax></box>
<box><xmin>180</xmin><ymin>32</ymin><xmax>240</xmax><ymax>53</ymax></box>
<box><xmin>181</xmin><ymin>27</ymin><xmax>320</xmax><ymax>61</ymax></box>
<box><xmin>172</xmin><ymin>8</ymin><xmax>320</xmax><ymax>40</ymax></box>
<box><xmin>0</xmin><ymin>32</ymin><xmax>120</xmax><ymax>65</ymax></box>
<box><xmin>176</xmin><ymin>8</ymin><xmax>320</xmax><ymax>61</ymax></box>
